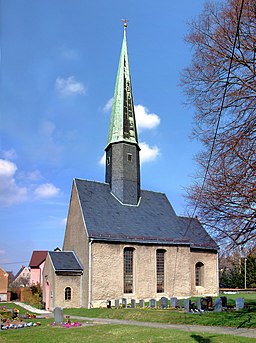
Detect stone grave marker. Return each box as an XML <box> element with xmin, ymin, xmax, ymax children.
<box><xmin>220</xmin><ymin>296</ymin><xmax>227</xmax><ymax>308</ymax></box>
<box><xmin>236</xmin><ymin>298</ymin><xmax>244</xmax><ymax>310</ymax></box>
<box><xmin>170</xmin><ymin>297</ymin><xmax>177</xmax><ymax>308</ymax></box>
<box><xmin>122</xmin><ymin>298</ymin><xmax>127</xmax><ymax>308</ymax></box>
<box><xmin>160</xmin><ymin>297</ymin><xmax>168</xmax><ymax>309</ymax></box>
<box><xmin>197</xmin><ymin>298</ymin><xmax>202</xmax><ymax>311</ymax></box>
<box><xmin>184</xmin><ymin>299</ymin><xmax>191</xmax><ymax>312</ymax></box>
<box><xmin>149</xmin><ymin>298</ymin><xmax>156</xmax><ymax>308</ymax></box>
<box><xmin>214</xmin><ymin>298</ymin><xmax>222</xmax><ymax>312</ymax></box>
<box><xmin>53</xmin><ymin>307</ymin><xmax>63</xmax><ymax>323</ymax></box>
<box><xmin>131</xmin><ymin>299</ymin><xmax>136</xmax><ymax>308</ymax></box>
<box><xmin>115</xmin><ymin>299</ymin><xmax>120</xmax><ymax>308</ymax></box>
<box><xmin>176</xmin><ymin>299</ymin><xmax>182</xmax><ymax>310</ymax></box>
<box><xmin>139</xmin><ymin>299</ymin><xmax>144</xmax><ymax>308</ymax></box>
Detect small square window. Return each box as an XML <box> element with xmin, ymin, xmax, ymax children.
<box><xmin>127</xmin><ymin>154</ymin><xmax>132</xmax><ymax>162</ymax></box>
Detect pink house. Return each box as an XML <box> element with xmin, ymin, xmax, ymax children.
<box><xmin>29</xmin><ymin>251</ymin><xmax>48</xmax><ymax>286</ymax></box>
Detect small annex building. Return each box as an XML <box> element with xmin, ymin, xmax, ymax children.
<box><xmin>43</xmin><ymin>23</ymin><xmax>218</xmax><ymax>309</ymax></box>
<box><xmin>43</xmin><ymin>251</ymin><xmax>83</xmax><ymax>310</ymax></box>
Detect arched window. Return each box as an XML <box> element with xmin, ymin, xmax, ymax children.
<box><xmin>195</xmin><ymin>262</ymin><xmax>204</xmax><ymax>286</ymax></box>
<box><xmin>156</xmin><ymin>249</ymin><xmax>165</xmax><ymax>293</ymax></box>
<box><xmin>65</xmin><ymin>287</ymin><xmax>72</xmax><ymax>301</ymax></box>
<box><xmin>123</xmin><ymin>248</ymin><xmax>134</xmax><ymax>293</ymax></box>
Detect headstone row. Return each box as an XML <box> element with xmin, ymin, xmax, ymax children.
<box><xmin>111</xmin><ymin>296</ymin><xmax>244</xmax><ymax>311</ymax></box>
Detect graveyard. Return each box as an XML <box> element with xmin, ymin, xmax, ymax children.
<box><xmin>1</xmin><ymin>294</ymin><xmax>256</xmax><ymax>342</ymax></box>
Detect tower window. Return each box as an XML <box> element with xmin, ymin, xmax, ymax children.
<box><xmin>124</xmin><ymin>248</ymin><xmax>134</xmax><ymax>293</ymax></box>
<box><xmin>195</xmin><ymin>262</ymin><xmax>204</xmax><ymax>286</ymax></box>
<box><xmin>106</xmin><ymin>157</ymin><xmax>110</xmax><ymax>165</ymax></box>
<box><xmin>65</xmin><ymin>287</ymin><xmax>72</xmax><ymax>301</ymax></box>
<box><xmin>127</xmin><ymin>153</ymin><xmax>132</xmax><ymax>162</ymax></box>
<box><xmin>156</xmin><ymin>249</ymin><xmax>165</xmax><ymax>293</ymax></box>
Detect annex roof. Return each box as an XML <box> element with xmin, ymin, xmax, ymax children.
<box><xmin>49</xmin><ymin>251</ymin><xmax>83</xmax><ymax>272</ymax></box>
<box><xmin>74</xmin><ymin>179</ymin><xmax>218</xmax><ymax>250</ymax></box>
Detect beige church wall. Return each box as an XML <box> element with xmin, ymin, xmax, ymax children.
<box><xmin>90</xmin><ymin>242</ymin><xmax>192</xmax><ymax>307</ymax></box>
<box><xmin>63</xmin><ymin>182</ymin><xmax>89</xmax><ymax>308</ymax></box>
<box><xmin>190</xmin><ymin>249</ymin><xmax>219</xmax><ymax>296</ymax></box>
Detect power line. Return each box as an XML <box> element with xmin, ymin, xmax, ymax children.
<box><xmin>0</xmin><ymin>261</ymin><xmax>29</xmax><ymax>265</ymax></box>
<box><xmin>182</xmin><ymin>0</ymin><xmax>245</xmax><ymax>240</ymax></box>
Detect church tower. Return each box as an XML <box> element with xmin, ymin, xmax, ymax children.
<box><xmin>105</xmin><ymin>21</ymin><xmax>140</xmax><ymax>205</ymax></box>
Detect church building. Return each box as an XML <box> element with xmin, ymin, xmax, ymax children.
<box><xmin>43</xmin><ymin>23</ymin><xmax>218</xmax><ymax>310</ymax></box>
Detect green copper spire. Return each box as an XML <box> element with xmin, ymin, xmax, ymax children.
<box><xmin>106</xmin><ymin>21</ymin><xmax>138</xmax><ymax>148</ymax></box>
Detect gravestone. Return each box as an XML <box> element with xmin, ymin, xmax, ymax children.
<box><xmin>200</xmin><ymin>298</ymin><xmax>209</xmax><ymax>311</ymax></box>
<box><xmin>176</xmin><ymin>299</ymin><xmax>182</xmax><ymax>310</ymax></box>
<box><xmin>170</xmin><ymin>297</ymin><xmax>177</xmax><ymax>308</ymax></box>
<box><xmin>139</xmin><ymin>299</ymin><xmax>144</xmax><ymax>308</ymax></box>
<box><xmin>184</xmin><ymin>299</ymin><xmax>191</xmax><ymax>312</ymax></box>
<box><xmin>220</xmin><ymin>296</ymin><xmax>227</xmax><ymax>308</ymax></box>
<box><xmin>149</xmin><ymin>298</ymin><xmax>156</xmax><ymax>308</ymax></box>
<box><xmin>197</xmin><ymin>298</ymin><xmax>202</xmax><ymax>310</ymax></box>
<box><xmin>122</xmin><ymin>298</ymin><xmax>127</xmax><ymax>308</ymax></box>
<box><xmin>236</xmin><ymin>298</ymin><xmax>244</xmax><ymax>310</ymax></box>
<box><xmin>206</xmin><ymin>296</ymin><xmax>213</xmax><ymax>309</ymax></box>
<box><xmin>160</xmin><ymin>297</ymin><xmax>168</xmax><ymax>309</ymax></box>
<box><xmin>115</xmin><ymin>299</ymin><xmax>120</xmax><ymax>308</ymax></box>
<box><xmin>53</xmin><ymin>307</ymin><xmax>63</xmax><ymax>323</ymax></box>
<box><xmin>131</xmin><ymin>299</ymin><xmax>136</xmax><ymax>309</ymax></box>
<box><xmin>214</xmin><ymin>298</ymin><xmax>222</xmax><ymax>312</ymax></box>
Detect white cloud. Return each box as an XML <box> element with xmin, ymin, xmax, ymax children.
<box><xmin>103</xmin><ymin>98</ymin><xmax>113</xmax><ymax>113</ymax></box>
<box><xmin>135</xmin><ymin>104</ymin><xmax>160</xmax><ymax>131</ymax></box>
<box><xmin>99</xmin><ymin>153</ymin><xmax>105</xmax><ymax>166</ymax></box>
<box><xmin>139</xmin><ymin>142</ymin><xmax>160</xmax><ymax>164</ymax></box>
<box><xmin>1</xmin><ymin>149</ymin><xmax>17</xmax><ymax>160</ymax></box>
<box><xmin>98</xmin><ymin>143</ymin><xmax>159</xmax><ymax>166</ymax></box>
<box><xmin>34</xmin><ymin>183</ymin><xmax>60</xmax><ymax>199</ymax></box>
<box><xmin>61</xmin><ymin>217</ymin><xmax>67</xmax><ymax>225</ymax></box>
<box><xmin>55</xmin><ymin>76</ymin><xmax>86</xmax><ymax>96</ymax></box>
<box><xmin>0</xmin><ymin>159</ymin><xmax>28</xmax><ymax>206</ymax></box>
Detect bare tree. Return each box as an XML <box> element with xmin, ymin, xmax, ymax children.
<box><xmin>181</xmin><ymin>0</ymin><xmax>256</xmax><ymax>249</ymax></box>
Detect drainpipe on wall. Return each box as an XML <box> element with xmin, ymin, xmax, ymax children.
<box><xmin>80</xmin><ymin>273</ymin><xmax>83</xmax><ymax>307</ymax></box>
<box><xmin>88</xmin><ymin>239</ymin><xmax>93</xmax><ymax>308</ymax></box>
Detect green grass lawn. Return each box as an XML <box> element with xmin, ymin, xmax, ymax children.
<box><xmin>1</xmin><ymin>322</ymin><xmax>256</xmax><ymax>343</ymax></box>
<box><xmin>1</xmin><ymin>295</ymin><xmax>256</xmax><ymax>342</ymax></box>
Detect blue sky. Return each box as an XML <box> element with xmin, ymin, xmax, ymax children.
<box><xmin>1</xmin><ymin>0</ymin><xmax>207</xmax><ymax>273</ymax></box>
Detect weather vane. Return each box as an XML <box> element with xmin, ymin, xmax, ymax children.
<box><xmin>122</xmin><ymin>18</ymin><xmax>128</xmax><ymax>29</ymax></box>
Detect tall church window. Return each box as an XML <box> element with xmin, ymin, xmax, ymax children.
<box><xmin>124</xmin><ymin>248</ymin><xmax>134</xmax><ymax>293</ymax></box>
<box><xmin>65</xmin><ymin>287</ymin><xmax>72</xmax><ymax>301</ymax></box>
<box><xmin>156</xmin><ymin>249</ymin><xmax>165</xmax><ymax>293</ymax></box>
<box><xmin>195</xmin><ymin>262</ymin><xmax>204</xmax><ymax>286</ymax></box>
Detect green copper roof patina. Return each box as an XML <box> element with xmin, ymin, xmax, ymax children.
<box><xmin>106</xmin><ymin>21</ymin><xmax>139</xmax><ymax>149</ymax></box>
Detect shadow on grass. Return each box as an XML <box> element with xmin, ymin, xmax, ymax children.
<box><xmin>235</xmin><ymin>310</ymin><xmax>254</xmax><ymax>329</ymax></box>
<box><xmin>190</xmin><ymin>334</ymin><xmax>212</xmax><ymax>343</ymax></box>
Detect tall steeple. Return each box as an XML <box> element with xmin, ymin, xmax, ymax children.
<box><xmin>105</xmin><ymin>21</ymin><xmax>141</xmax><ymax>205</ymax></box>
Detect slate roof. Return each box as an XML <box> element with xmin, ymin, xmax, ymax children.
<box><xmin>29</xmin><ymin>251</ymin><xmax>48</xmax><ymax>268</ymax></box>
<box><xmin>49</xmin><ymin>251</ymin><xmax>83</xmax><ymax>272</ymax></box>
<box><xmin>75</xmin><ymin>179</ymin><xmax>218</xmax><ymax>250</ymax></box>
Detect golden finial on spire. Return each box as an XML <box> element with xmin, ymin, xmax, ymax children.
<box><xmin>122</xmin><ymin>18</ymin><xmax>128</xmax><ymax>29</ymax></box>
